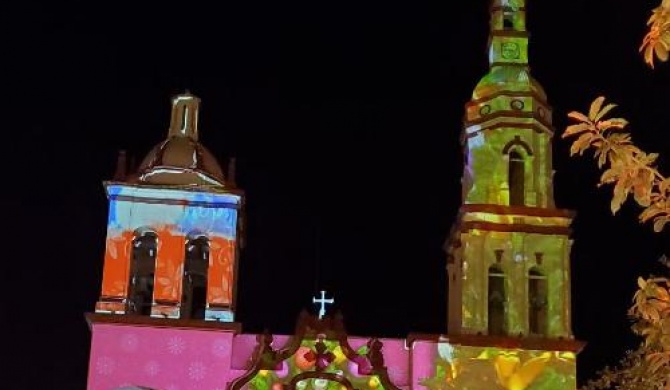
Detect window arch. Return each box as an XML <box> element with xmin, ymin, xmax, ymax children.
<box><xmin>488</xmin><ymin>264</ymin><xmax>506</xmax><ymax>336</ymax></box>
<box><xmin>528</xmin><ymin>267</ymin><xmax>548</xmax><ymax>335</ymax></box>
<box><xmin>503</xmin><ymin>7</ymin><xmax>515</xmax><ymax>30</ymax></box>
<box><xmin>508</xmin><ymin>150</ymin><xmax>525</xmax><ymax>206</ymax></box>
<box><xmin>181</xmin><ymin>234</ymin><xmax>210</xmax><ymax>320</ymax></box>
<box><xmin>127</xmin><ymin>230</ymin><xmax>158</xmax><ymax>315</ymax></box>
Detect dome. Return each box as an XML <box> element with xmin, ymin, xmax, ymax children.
<box><xmin>136</xmin><ymin>136</ymin><xmax>226</xmax><ymax>186</ymax></box>
<box><xmin>472</xmin><ymin>66</ymin><xmax>546</xmax><ymax>101</ymax></box>
<box><xmin>131</xmin><ymin>92</ymin><xmax>227</xmax><ymax>187</ymax></box>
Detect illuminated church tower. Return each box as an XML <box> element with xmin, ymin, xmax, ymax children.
<box><xmin>85</xmin><ymin>5</ymin><xmax>585</xmax><ymax>388</ymax></box>
<box><xmin>93</xmin><ymin>92</ymin><xmax>244</xmax><ymax>322</ymax></box>
<box><xmin>446</xmin><ymin>0</ymin><xmax>576</xmax><ymax>340</ymax></box>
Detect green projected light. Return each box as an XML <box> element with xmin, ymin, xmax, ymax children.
<box><xmin>421</xmin><ymin>343</ymin><xmax>576</xmax><ymax>390</ymax></box>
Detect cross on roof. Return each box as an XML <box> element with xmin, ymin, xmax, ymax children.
<box><xmin>312</xmin><ymin>290</ymin><xmax>334</xmax><ymax>320</ymax></box>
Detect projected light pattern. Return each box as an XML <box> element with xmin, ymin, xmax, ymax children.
<box><xmin>96</xmin><ymin>184</ymin><xmax>241</xmax><ymax>320</ymax></box>
<box><xmin>419</xmin><ymin>342</ymin><xmax>576</xmax><ymax>390</ymax></box>
<box><xmin>457</xmin><ymin>228</ymin><xmax>572</xmax><ymax>337</ymax></box>
<box><xmin>240</xmin><ymin>339</ymin><xmax>388</xmax><ymax>390</ymax></box>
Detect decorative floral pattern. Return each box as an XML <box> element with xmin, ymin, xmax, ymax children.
<box><xmin>95</xmin><ymin>356</ymin><xmax>116</xmax><ymax>376</ymax></box>
<box><xmin>188</xmin><ymin>361</ymin><xmax>207</xmax><ymax>381</ymax></box>
<box><xmin>121</xmin><ymin>333</ymin><xmax>139</xmax><ymax>352</ymax></box>
<box><xmin>97</xmin><ymin>185</ymin><xmax>240</xmax><ymax>311</ymax></box>
<box><xmin>145</xmin><ymin>360</ymin><xmax>160</xmax><ymax>377</ymax></box>
<box><xmin>167</xmin><ymin>336</ymin><xmax>186</xmax><ymax>355</ymax></box>
<box><xmin>88</xmin><ymin>325</ymin><xmax>234</xmax><ymax>389</ymax></box>
<box><xmin>88</xmin><ymin>326</ymin><xmax>425</xmax><ymax>390</ymax></box>
<box><xmin>212</xmin><ymin>338</ymin><xmax>230</xmax><ymax>357</ymax></box>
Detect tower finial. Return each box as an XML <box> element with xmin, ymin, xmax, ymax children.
<box><xmin>113</xmin><ymin>150</ymin><xmax>127</xmax><ymax>181</ymax></box>
<box><xmin>168</xmin><ymin>92</ymin><xmax>200</xmax><ymax>140</ymax></box>
<box><xmin>486</xmin><ymin>0</ymin><xmax>528</xmax><ymax>68</ymax></box>
<box><xmin>227</xmin><ymin>157</ymin><xmax>237</xmax><ymax>187</ymax></box>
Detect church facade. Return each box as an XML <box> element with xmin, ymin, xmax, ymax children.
<box><xmin>86</xmin><ymin>1</ymin><xmax>583</xmax><ymax>389</ymax></box>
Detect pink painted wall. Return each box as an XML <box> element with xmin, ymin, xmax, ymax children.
<box><xmin>87</xmin><ymin>322</ymin><xmax>577</xmax><ymax>390</ymax></box>
<box><xmin>88</xmin><ymin>324</ymin><xmax>236</xmax><ymax>390</ymax></box>
<box><xmin>411</xmin><ymin>340</ymin><xmax>437</xmax><ymax>390</ymax></box>
<box><xmin>88</xmin><ymin>324</ymin><xmax>413</xmax><ymax>390</ymax></box>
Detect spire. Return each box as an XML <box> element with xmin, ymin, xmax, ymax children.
<box><xmin>168</xmin><ymin>91</ymin><xmax>200</xmax><ymax>140</ymax></box>
<box><xmin>227</xmin><ymin>157</ymin><xmax>237</xmax><ymax>188</ymax></box>
<box><xmin>113</xmin><ymin>150</ymin><xmax>128</xmax><ymax>181</ymax></box>
<box><xmin>490</xmin><ymin>0</ymin><xmax>526</xmax><ymax>31</ymax></box>
<box><xmin>487</xmin><ymin>0</ymin><xmax>529</xmax><ymax>67</ymax></box>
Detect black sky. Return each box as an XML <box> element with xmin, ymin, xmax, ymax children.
<box><xmin>4</xmin><ymin>0</ymin><xmax>670</xmax><ymax>388</ymax></box>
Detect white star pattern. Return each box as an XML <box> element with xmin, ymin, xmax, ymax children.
<box><xmin>167</xmin><ymin>336</ymin><xmax>186</xmax><ymax>355</ymax></box>
<box><xmin>121</xmin><ymin>333</ymin><xmax>139</xmax><ymax>352</ymax></box>
<box><xmin>211</xmin><ymin>339</ymin><xmax>230</xmax><ymax>357</ymax></box>
<box><xmin>144</xmin><ymin>360</ymin><xmax>160</xmax><ymax>377</ymax></box>
<box><xmin>188</xmin><ymin>361</ymin><xmax>207</xmax><ymax>381</ymax></box>
<box><xmin>95</xmin><ymin>356</ymin><xmax>115</xmax><ymax>376</ymax></box>
<box><xmin>165</xmin><ymin>384</ymin><xmax>180</xmax><ymax>390</ymax></box>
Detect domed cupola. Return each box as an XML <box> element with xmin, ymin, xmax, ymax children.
<box><xmin>131</xmin><ymin>92</ymin><xmax>227</xmax><ymax>187</ymax></box>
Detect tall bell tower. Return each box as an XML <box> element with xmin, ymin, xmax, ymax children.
<box><xmin>94</xmin><ymin>92</ymin><xmax>244</xmax><ymax>322</ymax></box>
<box><xmin>445</xmin><ymin>0</ymin><xmax>575</xmax><ymax>339</ymax></box>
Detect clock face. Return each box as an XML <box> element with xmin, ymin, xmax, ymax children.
<box><xmin>501</xmin><ymin>42</ymin><xmax>520</xmax><ymax>59</ymax></box>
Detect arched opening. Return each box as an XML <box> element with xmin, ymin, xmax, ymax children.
<box><xmin>503</xmin><ymin>9</ymin><xmax>515</xmax><ymax>30</ymax></box>
<box><xmin>181</xmin><ymin>235</ymin><xmax>210</xmax><ymax>320</ymax></box>
<box><xmin>127</xmin><ymin>231</ymin><xmax>158</xmax><ymax>315</ymax></box>
<box><xmin>528</xmin><ymin>267</ymin><xmax>548</xmax><ymax>335</ymax></box>
<box><xmin>508</xmin><ymin>150</ymin><xmax>525</xmax><ymax>206</ymax></box>
<box><xmin>488</xmin><ymin>264</ymin><xmax>506</xmax><ymax>336</ymax></box>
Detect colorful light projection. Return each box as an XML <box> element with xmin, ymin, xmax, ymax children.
<box><xmin>236</xmin><ymin>338</ymin><xmax>389</xmax><ymax>390</ymax></box>
<box><xmin>460</xmin><ymin>0</ymin><xmax>554</xmax><ymax>209</ymax></box>
<box><xmin>453</xmin><ymin>228</ymin><xmax>573</xmax><ymax>337</ymax></box>
<box><xmin>419</xmin><ymin>342</ymin><xmax>576</xmax><ymax>390</ymax></box>
<box><xmin>86</xmin><ymin>320</ymin><xmax>236</xmax><ymax>390</ymax></box>
<box><xmin>96</xmin><ymin>184</ymin><xmax>241</xmax><ymax>321</ymax></box>
<box><xmin>231</xmin><ymin>314</ymin><xmax>402</xmax><ymax>390</ymax></box>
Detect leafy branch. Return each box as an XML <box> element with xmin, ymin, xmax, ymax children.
<box><xmin>641</xmin><ymin>0</ymin><xmax>670</xmax><ymax>68</ymax></box>
<box><xmin>562</xmin><ymin>96</ymin><xmax>670</xmax><ymax>232</ymax></box>
<box><xmin>630</xmin><ymin>276</ymin><xmax>670</xmax><ymax>378</ymax></box>
<box><xmin>563</xmin><ymin>97</ymin><xmax>670</xmax><ymax>386</ymax></box>
<box><xmin>579</xmin><ymin>344</ymin><xmax>670</xmax><ymax>390</ymax></box>
<box><xmin>566</xmin><ymin>2</ymin><xmax>670</xmax><ymax>388</ymax></box>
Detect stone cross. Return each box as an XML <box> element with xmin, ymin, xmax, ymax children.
<box><xmin>312</xmin><ymin>290</ymin><xmax>334</xmax><ymax>320</ymax></box>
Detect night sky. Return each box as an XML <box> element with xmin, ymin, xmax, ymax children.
<box><xmin>5</xmin><ymin>0</ymin><xmax>670</xmax><ymax>388</ymax></box>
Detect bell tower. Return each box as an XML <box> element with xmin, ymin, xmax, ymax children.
<box><xmin>445</xmin><ymin>0</ymin><xmax>575</xmax><ymax>339</ymax></box>
<box><xmin>94</xmin><ymin>92</ymin><xmax>244</xmax><ymax>322</ymax></box>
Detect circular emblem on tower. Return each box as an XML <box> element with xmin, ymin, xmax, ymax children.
<box><xmin>501</xmin><ymin>42</ymin><xmax>520</xmax><ymax>59</ymax></box>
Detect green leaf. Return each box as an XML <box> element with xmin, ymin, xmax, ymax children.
<box><xmin>563</xmin><ymin>122</ymin><xmax>592</xmax><ymax>138</ymax></box>
<box><xmin>600</xmin><ymin>168</ymin><xmax>620</xmax><ymax>184</ymax></box>
<box><xmin>567</xmin><ymin>111</ymin><xmax>589</xmax><ymax>123</ymax></box>
<box><xmin>570</xmin><ymin>133</ymin><xmax>595</xmax><ymax>156</ymax></box>
<box><xmin>611</xmin><ymin>179</ymin><xmax>631</xmax><ymax>214</ymax></box>
<box><xmin>594</xmin><ymin>103</ymin><xmax>618</xmax><ymax>122</ymax></box>
<box><xmin>589</xmin><ymin>96</ymin><xmax>606</xmax><ymax>121</ymax></box>
<box><xmin>599</xmin><ymin>118</ymin><xmax>629</xmax><ymax>131</ymax></box>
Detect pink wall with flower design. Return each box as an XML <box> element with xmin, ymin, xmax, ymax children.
<box><xmin>87</xmin><ymin>323</ymin><xmax>411</xmax><ymax>390</ymax></box>
<box><xmin>88</xmin><ymin>324</ymin><xmax>235</xmax><ymax>390</ymax></box>
<box><xmin>87</xmin><ymin>321</ymin><xmax>577</xmax><ymax>390</ymax></box>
